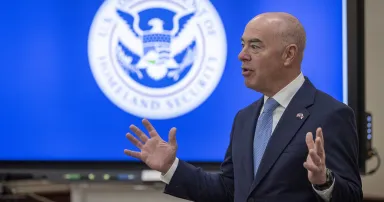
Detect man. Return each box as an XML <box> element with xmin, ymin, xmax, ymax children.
<box><xmin>124</xmin><ymin>12</ymin><xmax>363</xmax><ymax>202</ymax></box>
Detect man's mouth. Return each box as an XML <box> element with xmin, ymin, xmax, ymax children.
<box><xmin>242</xmin><ymin>67</ymin><xmax>252</xmax><ymax>73</ymax></box>
<box><xmin>242</xmin><ymin>67</ymin><xmax>253</xmax><ymax>76</ymax></box>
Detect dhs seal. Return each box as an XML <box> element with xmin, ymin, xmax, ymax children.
<box><xmin>88</xmin><ymin>0</ymin><xmax>227</xmax><ymax>119</ymax></box>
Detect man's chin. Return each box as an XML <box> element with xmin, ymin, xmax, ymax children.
<box><xmin>244</xmin><ymin>79</ymin><xmax>256</xmax><ymax>89</ymax></box>
<box><xmin>244</xmin><ymin>79</ymin><xmax>262</xmax><ymax>92</ymax></box>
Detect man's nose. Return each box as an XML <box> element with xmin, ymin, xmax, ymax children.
<box><xmin>238</xmin><ymin>50</ymin><xmax>251</xmax><ymax>61</ymax></box>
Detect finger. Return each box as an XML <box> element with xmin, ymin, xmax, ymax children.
<box><xmin>129</xmin><ymin>124</ymin><xmax>149</xmax><ymax>143</ymax></box>
<box><xmin>317</xmin><ymin>127</ymin><xmax>324</xmax><ymax>144</ymax></box>
<box><xmin>305</xmin><ymin>132</ymin><xmax>315</xmax><ymax>150</ymax></box>
<box><xmin>309</xmin><ymin>149</ymin><xmax>322</xmax><ymax>166</ymax></box>
<box><xmin>142</xmin><ymin>119</ymin><xmax>158</xmax><ymax>138</ymax></box>
<box><xmin>315</xmin><ymin>136</ymin><xmax>324</xmax><ymax>158</ymax></box>
<box><xmin>124</xmin><ymin>149</ymin><xmax>141</xmax><ymax>159</ymax></box>
<box><xmin>316</xmin><ymin>127</ymin><xmax>325</xmax><ymax>157</ymax></box>
<box><xmin>303</xmin><ymin>161</ymin><xmax>320</xmax><ymax>173</ymax></box>
<box><xmin>168</xmin><ymin>127</ymin><xmax>177</xmax><ymax>147</ymax></box>
<box><xmin>126</xmin><ymin>133</ymin><xmax>143</xmax><ymax>149</ymax></box>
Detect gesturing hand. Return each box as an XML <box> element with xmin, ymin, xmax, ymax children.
<box><xmin>304</xmin><ymin>127</ymin><xmax>327</xmax><ymax>185</ymax></box>
<box><xmin>124</xmin><ymin>119</ymin><xmax>178</xmax><ymax>174</ymax></box>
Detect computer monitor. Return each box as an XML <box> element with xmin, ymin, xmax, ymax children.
<box><xmin>0</xmin><ymin>0</ymin><xmax>366</xmax><ymax>178</ymax></box>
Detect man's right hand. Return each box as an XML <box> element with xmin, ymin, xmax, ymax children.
<box><xmin>124</xmin><ymin>119</ymin><xmax>178</xmax><ymax>174</ymax></box>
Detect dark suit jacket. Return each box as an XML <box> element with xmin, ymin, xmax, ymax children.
<box><xmin>163</xmin><ymin>78</ymin><xmax>363</xmax><ymax>202</ymax></box>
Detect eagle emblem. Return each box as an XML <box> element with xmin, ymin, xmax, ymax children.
<box><xmin>87</xmin><ymin>0</ymin><xmax>227</xmax><ymax>119</ymax></box>
<box><xmin>115</xmin><ymin>9</ymin><xmax>197</xmax><ymax>82</ymax></box>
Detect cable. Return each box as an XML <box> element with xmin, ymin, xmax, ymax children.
<box><xmin>365</xmin><ymin>148</ymin><xmax>381</xmax><ymax>175</ymax></box>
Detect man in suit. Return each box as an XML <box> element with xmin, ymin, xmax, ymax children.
<box><xmin>124</xmin><ymin>12</ymin><xmax>363</xmax><ymax>202</ymax></box>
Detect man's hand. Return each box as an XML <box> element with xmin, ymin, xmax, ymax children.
<box><xmin>304</xmin><ymin>127</ymin><xmax>327</xmax><ymax>185</ymax></box>
<box><xmin>124</xmin><ymin>119</ymin><xmax>178</xmax><ymax>174</ymax></box>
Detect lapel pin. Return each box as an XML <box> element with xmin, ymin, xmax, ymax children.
<box><xmin>296</xmin><ymin>113</ymin><xmax>304</xmax><ymax>120</ymax></box>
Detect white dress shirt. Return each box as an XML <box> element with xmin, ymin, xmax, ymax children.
<box><xmin>160</xmin><ymin>72</ymin><xmax>334</xmax><ymax>201</ymax></box>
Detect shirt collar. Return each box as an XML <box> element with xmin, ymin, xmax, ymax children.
<box><xmin>263</xmin><ymin>72</ymin><xmax>305</xmax><ymax>108</ymax></box>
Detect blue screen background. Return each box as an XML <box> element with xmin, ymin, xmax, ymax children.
<box><xmin>0</xmin><ymin>0</ymin><xmax>344</xmax><ymax>162</ymax></box>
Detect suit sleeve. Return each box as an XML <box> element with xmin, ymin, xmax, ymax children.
<box><xmin>320</xmin><ymin>106</ymin><xmax>363</xmax><ymax>202</ymax></box>
<box><xmin>163</xmin><ymin>111</ymin><xmax>240</xmax><ymax>202</ymax></box>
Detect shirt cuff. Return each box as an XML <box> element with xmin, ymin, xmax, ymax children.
<box><xmin>312</xmin><ymin>177</ymin><xmax>335</xmax><ymax>202</ymax></box>
<box><xmin>159</xmin><ymin>158</ymin><xmax>179</xmax><ymax>184</ymax></box>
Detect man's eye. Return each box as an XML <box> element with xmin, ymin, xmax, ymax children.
<box><xmin>251</xmin><ymin>45</ymin><xmax>260</xmax><ymax>49</ymax></box>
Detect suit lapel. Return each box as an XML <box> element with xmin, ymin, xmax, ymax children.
<box><xmin>249</xmin><ymin>78</ymin><xmax>316</xmax><ymax>194</ymax></box>
<box><xmin>242</xmin><ymin>98</ymin><xmax>264</xmax><ymax>189</ymax></box>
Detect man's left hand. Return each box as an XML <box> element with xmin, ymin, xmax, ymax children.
<box><xmin>304</xmin><ymin>127</ymin><xmax>327</xmax><ymax>185</ymax></box>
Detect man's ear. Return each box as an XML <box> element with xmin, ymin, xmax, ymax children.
<box><xmin>282</xmin><ymin>44</ymin><xmax>298</xmax><ymax>66</ymax></box>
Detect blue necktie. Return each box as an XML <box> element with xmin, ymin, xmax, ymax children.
<box><xmin>253</xmin><ymin>98</ymin><xmax>280</xmax><ymax>177</ymax></box>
